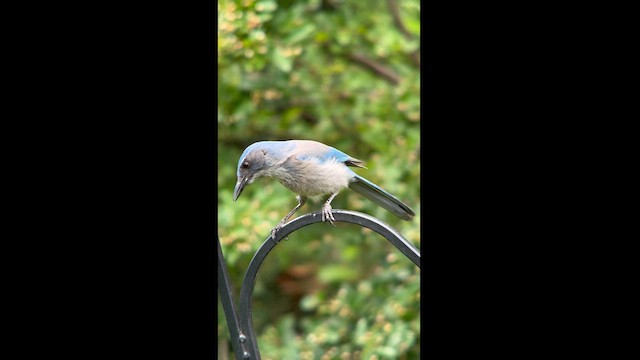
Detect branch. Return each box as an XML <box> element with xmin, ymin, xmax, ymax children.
<box><xmin>387</xmin><ymin>0</ymin><xmax>420</xmax><ymax>67</ymax></box>
<box><xmin>387</xmin><ymin>0</ymin><xmax>413</xmax><ymax>40</ymax></box>
<box><xmin>346</xmin><ymin>52</ymin><xmax>401</xmax><ymax>85</ymax></box>
<box><xmin>409</xmin><ymin>52</ymin><xmax>420</xmax><ymax>68</ymax></box>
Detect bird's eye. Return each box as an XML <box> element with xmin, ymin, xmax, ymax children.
<box><xmin>242</xmin><ymin>161</ymin><xmax>249</xmax><ymax>168</ymax></box>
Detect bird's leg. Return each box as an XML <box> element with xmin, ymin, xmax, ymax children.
<box><xmin>271</xmin><ymin>195</ymin><xmax>307</xmax><ymax>240</ymax></box>
<box><xmin>321</xmin><ymin>191</ymin><xmax>339</xmax><ymax>226</ymax></box>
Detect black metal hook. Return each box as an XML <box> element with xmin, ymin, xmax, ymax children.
<box><xmin>219</xmin><ymin>210</ymin><xmax>420</xmax><ymax>359</ymax></box>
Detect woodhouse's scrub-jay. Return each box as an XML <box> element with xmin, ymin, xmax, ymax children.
<box><xmin>233</xmin><ymin>140</ymin><xmax>415</xmax><ymax>239</ymax></box>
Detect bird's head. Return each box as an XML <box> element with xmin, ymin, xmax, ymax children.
<box><xmin>233</xmin><ymin>144</ymin><xmax>272</xmax><ymax>201</ymax></box>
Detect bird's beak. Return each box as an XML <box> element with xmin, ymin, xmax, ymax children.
<box><xmin>233</xmin><ymin>176</ymin><xmax>249</xmax><ymax>201</ymax></box>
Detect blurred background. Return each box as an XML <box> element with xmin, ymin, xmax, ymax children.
<box><xmin>218</xmin><ymin>0</ymin><xmax>420</xmax><ymax>358</ymax></box>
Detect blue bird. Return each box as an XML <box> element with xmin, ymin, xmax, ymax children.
<box><xmin>233</xmin><ymin>140</ymin><xmax>415</xmax><ymax>239</ymax></box>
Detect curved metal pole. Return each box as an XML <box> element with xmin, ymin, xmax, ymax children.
<box><xmin>217</xmin><ymin>237</ymin><xmax>250</xmax><ymax>359</ymax></box>
<box><xmin>237</xmin><ymin>210</ymin><xmax>421</xmax><ymax>359</ymax></box>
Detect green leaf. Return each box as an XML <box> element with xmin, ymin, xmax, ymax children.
<box><xmin>272</xmin><ymin>47</ymin><xmax>292</xmax><ymax>73</ymax></box>
<box><xmin>318</xmin><ymin>265</ymin><xmax>359</xmax><ymax>283</ymax></box>
<box><xmin>300</xmin><ymin>294</ymin><xmax>320</xmax><ymax>311</ymax></box>
<box><xmin>287</xmin><ymin>24</ymin><xmax>316</xmax><ymax>44</ymax></box>
<box><xmin>378</xmin><ymin>346</ymin><xmax>399</xmax><ymax>358</ymax></box>
<box><xmin>255</xmin><ymin>0</ymin><xmax>277</xmax><ymax>13</ymax></box>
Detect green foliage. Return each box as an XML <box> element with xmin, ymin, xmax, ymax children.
<box><xmin>218</xmin><ymin>0</ymin><xmax>420</xmax><ymax>358</ymax></box>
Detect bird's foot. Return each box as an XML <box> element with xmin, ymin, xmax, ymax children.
<box><xmin>271</xmin><ymin>221</ymin><xmax>285</xmax><ymax>241</ymax></box>
<box><xmin>321</xmin><ymin>203</ymin><xmax>335</xmax><ymax>226</ymax></box>
<box><xmin>271</xmin><ymin>222</ymin><xmax>285</xmax><ymax>241</ymax></box>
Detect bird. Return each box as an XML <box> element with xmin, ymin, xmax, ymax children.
<box><xmin>233</xmin><ymin>140</ymin><xmax>415</xmax><ymax>239</ymax></box>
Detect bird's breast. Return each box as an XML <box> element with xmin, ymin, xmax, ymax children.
<box><xmin>274</xmin><ymin>158</ymin><xmax>352</xmax><ymax>196</ymax></box>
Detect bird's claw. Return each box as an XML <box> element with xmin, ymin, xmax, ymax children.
<box><xmin>271</xmin><ymin>223</ymin><xmax>283</xmax><ymax>241</ymax></box>
<box><xmin>321</xmin><ymin>204</ymin><xmax>335</xmax><ymax>226</ymax></box>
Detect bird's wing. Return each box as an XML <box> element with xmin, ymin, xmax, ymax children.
<box><xmin>292</xmin><ymin>140</ymin><xmax>366</xmax><ymax>168</ymax></box>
